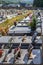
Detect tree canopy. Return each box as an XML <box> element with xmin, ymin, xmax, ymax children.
<box><xmin>33</xmin><ymin>0</ymin><xmax>43</xmax><ymax>7</ymax></box>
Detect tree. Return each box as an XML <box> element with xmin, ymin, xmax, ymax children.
<box><xmin>33</xmin><ymin>0</ymin><xmax>43</xmax><ymax>7</ymax></box>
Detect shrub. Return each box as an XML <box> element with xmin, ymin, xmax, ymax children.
<box><xmin>29</xmin><ymin>16</ymin><xmax>37</xmax><ymax>31</ymax></box>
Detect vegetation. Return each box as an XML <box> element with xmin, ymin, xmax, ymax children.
<box><xmin>0</xmin><ymin>10</ymin><xmax>33</xmax><ymax>35</ymax></box>
<box><xmin>29</xmin><ymin>15</ymin><xmax>37</xmax><ymax>31</ymax></box>
<box><xmin>0</xmin><ymin>15</ymin><xmax>27</xmax><ymax>28</ymax></box>
<box><xmin>0</xmin><ymin>15</ymin><xmax>25</xmax><ymax>35</ymax></box>
<box><xmin>0</xmin><ymin>10</ymin><xmax>32</xmax><ymax>27</ymax></box>
<box><xmin>33</xmin><ymin>0</ymin><xmax>43</xmax><ymax>7</ymax></box>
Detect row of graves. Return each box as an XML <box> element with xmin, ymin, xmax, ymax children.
<box><xmin>0</xmin><ymin>11</ymin><xmax>42</xmax><ymax>64</ymax></box>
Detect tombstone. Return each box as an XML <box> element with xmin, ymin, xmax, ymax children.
<box><xmin>31</xmin><ymin>31</ymin><xmax>38</xmax><ymax>44</ymax></box>
<box><xmin>38</xmin><ymin>12</ymin><xmax>41</xmax><ymax>17</ymax></box>
<box><xmin>22</xmin><ymin>35</ymin><xmax>27</xmax><ymax>42</ymax></box>
<box><xmin>8</xmin><ymin>44</ymin><xmax>13</xmax><ymax>53</ymax></box>
<box><xmin>1</xmin><ymin>44</ymin><xmax>5</xmax><ymax>50</ymax></box>
<box><xmin>27</xmin><ymin>44</ymin><xmax>33</xmax><ymax>59</ymax></box>
<box><xmin>14</xmin><ymin>47</ymin><xmax>21</xmax><ymax>59</ymax></box>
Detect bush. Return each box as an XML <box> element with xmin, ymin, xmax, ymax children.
<box><xmin>29</xmin><ymin>16</ymin><xmax>37</xmax><ymax>31</ymax></box>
